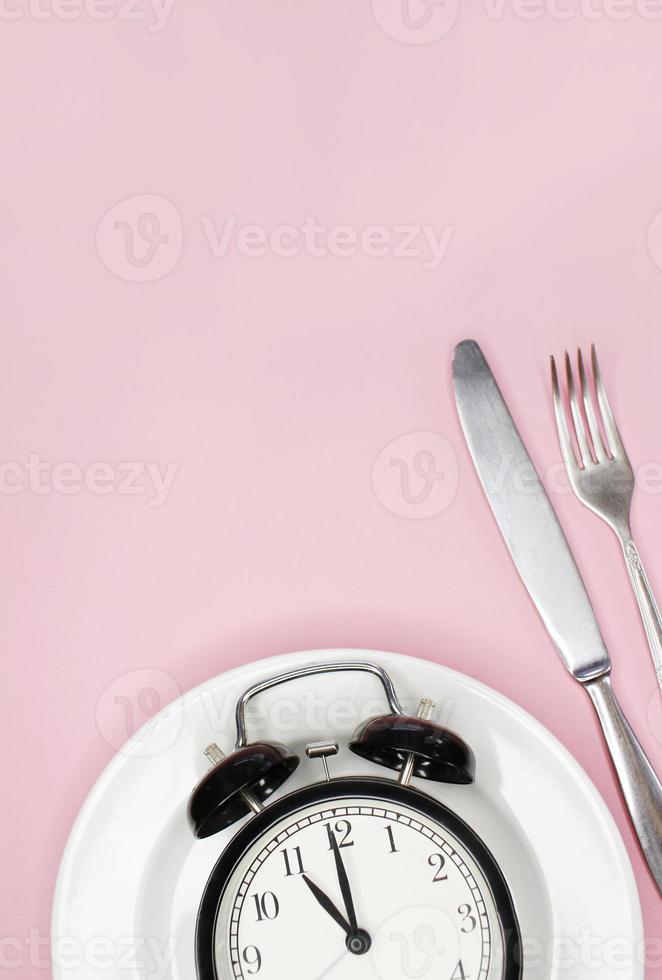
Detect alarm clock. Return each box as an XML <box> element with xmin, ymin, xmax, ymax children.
<box><xmin>187</xmin><ymin>661</ymin><xmax>522</xmax><ymax>980</ymax></box>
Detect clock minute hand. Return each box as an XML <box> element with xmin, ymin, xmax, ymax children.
<box><xmin>329</xmin><ymin>832</ymin><xmax>359</xmax><ymax>933</ymax></box>
<box><xmin>302</xmin><ymin>874</ymin><xmax>352</xmax><ymax>937</ymax></box>
<box><xmin>329</xmin><ymin>833</ymin><xmax>372</xmax><ymax>957</ymax></box>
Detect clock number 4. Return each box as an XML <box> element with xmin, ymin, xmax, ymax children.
<box><xmin>450</xmin><ymin>961</ymin><xmax>469</xmax><ymax>980</ymax></box>
<box><xmin>428</xmin><ymin>852</ymin><xmax>448</xmax><ymax>882</ymax></box>
<box><xmin>281</xmin><ymin>846</ymin><xmax>305</xmax><ymax>877</ymax></box>
<box><xmin>251</xmin><ymin>892</ymin><xmax>280</xmax><ymax>922</ymax></box>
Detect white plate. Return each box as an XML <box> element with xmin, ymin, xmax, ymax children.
<box><xmin>52</xmin><ymin>650</ymin><xmax>642</xmax><ymax>980</ymax></box>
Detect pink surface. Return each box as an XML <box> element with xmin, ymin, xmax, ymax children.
<box><xmin>3</xmin><ymin>2</ymin><xmax>662</xmax><ymax>976</ymax></box>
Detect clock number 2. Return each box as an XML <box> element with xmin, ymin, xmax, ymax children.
<box><xmin>242</xmin><ymin>945</ymin><xmax>262</xmax><ymax>975</ymax></box>
<box><xmin>428</xmin><ymin>852</ymin><xmax>449</xmax><ymax>882</ymax></box>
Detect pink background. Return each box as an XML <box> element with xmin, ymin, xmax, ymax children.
<box><xmin>3</xmin><ymin>1</ymin><xmax>662</xmax><ymax>976</ymax></box>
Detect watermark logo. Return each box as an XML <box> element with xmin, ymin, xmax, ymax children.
<box><xmin>0</xmin><ymin>0</ymin><xmax>176</xmax><ymax>32</ymax></box>
<box><xmin>0</xmin><ymin>929</ymin><xmax>177</xmax><ymax>978</ymax></box>
<box><xmin>372</xmin><ymin>432</ymin><xmax>459</xmax><ymax>519</ymax></box>
<box><xmin>96</xmin><ymin>204</ymin><xmax>454</xmax><ymax>280</ymax></box>
<box><xmin>373</xmin><ymin>907</ymin><xmax>459</xmax><ymax>979</ymax></box>
<box><xmin>372</xmin><ymin>0</ymin><xmax>460</xmax><ymax>44</ymax></box>
<box><xmin>648</xmin><ymin>207</ymin><xmax>662</xmax><ymax>273</ymax></box>
<box><xmin>0</xmin><ymin>455</ymin><xmax>178</xmax><ymax>507</ymax></box>
<box><xmin>647</xmin><ymin>681</ymin><xmax>662</xmax><ymax>747</ymax></box>
<box><xmin>201</xmin><ymin>216</ymin><xmax>454</xmax><ymax>270</ymax></box>
<box><xmin>96</xmin><ymin>668</ymin><xmax>182</xmax><ymax>756</ymax></box>
<box><xmin>96</xmin><ymin>194</ymin><xmax>183</xmax><ymax>282</ymax></box>
<box><xmin>372</xmin><ymin>0</ymin><xmax>662</xmax><ymax>43</ymax></box>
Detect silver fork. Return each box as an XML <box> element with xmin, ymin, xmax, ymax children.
<box><xmin>551</xmin><ymin>345</ymin><xmax>662</xmax><ymax>696</ymax></box>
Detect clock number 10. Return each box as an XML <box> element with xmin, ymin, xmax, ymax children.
<box><xmin>251</xmin><ymin>892</ymin><xmax>280</xmax><ymax>922</ymax></box>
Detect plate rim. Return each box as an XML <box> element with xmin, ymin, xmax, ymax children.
<box><xmin>51</xmin><ymin>647</ymin><xmax>644</xmax><ymax>980</ymax></box>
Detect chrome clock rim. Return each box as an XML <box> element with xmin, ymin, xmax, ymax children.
<box><xmin>195</xmin><ymin>777</ymin><xmax>522</xmax><ymax>980</ymax></box>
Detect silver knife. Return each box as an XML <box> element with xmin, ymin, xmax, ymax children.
<box><xmin>453</xmin><ymin>338</ymin><xmax>662</xmax><ymax>892</ymax></box>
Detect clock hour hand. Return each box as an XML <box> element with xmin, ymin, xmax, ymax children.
<box><xmin>302</xmin><ymin>874</ymin><xmax>352</xmax><ymax>936</ymax></box>
<box><xmin>329</xmin><ymin>832</ymin><xmax>371</xmax><ymax>955</ymax></box>
<box><xmin>302</xmin><ymin>874</ymin><xmax>371</xmax><ymax>956</ymax></box>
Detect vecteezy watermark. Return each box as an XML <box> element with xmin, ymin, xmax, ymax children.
<box><xmin>0</xmin><ymin>0</ymin><xmax>175</xmax><ymax>31</ymax></box>
<box><xmin>374</xmin><ymin>907</ymin><xmax>460</xmax><ymax>980</ymax></box>
<box><xmin>647</xmin><ymin>206</ymin><xmax>662</xmax><ymax>272</ymax></box>
<box><xmin>199</xmin><ymin>688</ymin><xmax>459</xmax><ymax>744</ymax></box>
<box><xmin>0</xmin><ymin>455</ymin><xmax>178</xmax><ymax>507</ymax></box>
<box><xmin>372</xmin><ymin>0</ymin><xmax>662</xmax><ymax>44</ymax></box>
<box><xmin>372</xmin><ymin>0</ymin><xmax>461</xmax><ymax>44</ymax></box>
<box><xmin>96</xmin><ymin>194</ymin><xmax>183</xmax><ymax>282</ymax></box>
<box><xmin>465</xmin><ymin>452</ymin><xmax>662</xmax><ymax>500</ymax></box>
<box><xmin>96</xmin><ymin>667</ymin><xmax>183</xmax><ymax>755</ymax></box>
<box><xmin>372</xmin><ymin>432</ymin><xmax>460</xmax><ymax>519</ymax></box>
<box><xmin>201</xmin><ymin>216</ymin><xmax>455</xmax><ymax>271</ymax></box>
<box><xmin>372</xmin><ymin>909</ymin><xmax>662</xmax><ymax>979</ymax></box>
<box><xmin>0</xmin><ymin>929</ymin><xmax>177</xmax><ymax>978</ymax></box>
<box><xmin>95</xmin><ymin>196</ymin><xmax>455</xmax><ymax>281</ymax></box>
<box><xmin>95</xmin><ymin>671</ymin><xmax>459</xmax><ymax>759</ymax></box>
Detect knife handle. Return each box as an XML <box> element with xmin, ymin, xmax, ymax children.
<box><xmin>585</xmin><ymin>674</ymin><xmax>662</xmax><ymax>893</ymax></box>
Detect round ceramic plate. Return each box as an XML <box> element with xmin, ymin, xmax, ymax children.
<box><xmin>52</xmin><ymin>650</ymin><xmax>642</xmax><ymax>980</ymax></box>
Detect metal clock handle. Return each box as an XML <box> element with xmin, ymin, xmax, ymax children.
<box><xmin>234</xmin><ymin>661</ymin><xmax>404</xmax><ymax>749</ymax></box>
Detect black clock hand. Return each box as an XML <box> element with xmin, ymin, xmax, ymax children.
<box><xmin>302</xmin><ymin>874</ymin><xmax>352</xmax><ymax>937</ymax></box>
<box><xmin>329</xmin><ymin>831</ymin><xmax>358</xmax><ymax>933</ymax></box>
<box><xmin>329</xmin><ymin>832</ymin><xmax>371</xmax><ymax>954</ymax></box>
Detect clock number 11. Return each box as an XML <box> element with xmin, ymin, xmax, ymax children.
<box><xmin>281</xmin><ymin>846</ymin><xmax>305</xmax><ymax>877</ymax></box>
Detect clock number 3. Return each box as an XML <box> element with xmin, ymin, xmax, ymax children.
<box><xmin>458</xmin><ymin>903</ymin><xmax>477</xmax><ymax>933</ymax></box>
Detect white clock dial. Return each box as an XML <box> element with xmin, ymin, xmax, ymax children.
<box><xmin>213</xmin><ymin>794</ymin><xmax>507</xmax><ymax>980</ymax></box>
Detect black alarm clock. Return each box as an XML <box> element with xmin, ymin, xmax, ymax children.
<box><xmin>187</xmin><ymin>661</ymin><xmax>521</xmax><ymax>980</ymax></box>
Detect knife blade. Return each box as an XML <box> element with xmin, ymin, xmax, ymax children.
<box><xmin>453</xmin><ymin>338</ymin><xmax>662</xmax><ymax>892</ymax></box>
<box><xmin>453</xmin><ymin>338</ymin><xmax>609</xmax><ymax>682</ymax></box>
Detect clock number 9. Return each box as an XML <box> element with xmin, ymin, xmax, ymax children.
<box><xmin>242</xmin><ymin>945</ymin><xmax>262</xmax><ymax>974</ymax></box>
<box><xmin>428</xmin><ymin>852</ymin><xmax>449</xmax><ymax>882</ymax></box>
<box><xmin>458</xmin><ymin>903</ymin><xmax>477</xmax><ymax>933</ymax></box>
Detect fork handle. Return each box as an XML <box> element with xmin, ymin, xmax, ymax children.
<box><xmin>585</xmin><ymin>675</ymin><xmax>662</xmax><ymax>893</ymax></box>
<box><xmin>620</xmin><ymin>537</ymin><xmax>662</xmax><ymax>694</ymax></box>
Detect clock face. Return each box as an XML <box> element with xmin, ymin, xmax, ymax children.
<box><xmin>204</xmin><ymin>782</ymin><xmax>518</xmax><ymax>980</ymax></box>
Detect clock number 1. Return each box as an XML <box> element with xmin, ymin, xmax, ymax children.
<box><xmin>385</xmin><ymin>825</ymin><xmax>399</xmax><ymax>853</ymax></box>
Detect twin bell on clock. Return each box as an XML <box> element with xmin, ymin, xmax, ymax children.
<box><xmin>187</xmin><ymin>660</ymin><xmax>476</xmax><ymax>840</ymax></box>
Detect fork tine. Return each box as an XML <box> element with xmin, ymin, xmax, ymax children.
<box><xmin>591</xmin><ymin>344</ymin><xmax>626</xmax><ymax>459</ymax></box>
<box><xmin>565</xmin><ymin>351</ymin><xmax>591</xmax><ymax>466</ymax></box>
<box><xmin>577</xmin><ymin>348</ymin><xmax>608</xmax><ymax>462</ymax></box>
<box><xmin>551</xmin><ymin>355</ymin><xmax>580</xmax><ymax>471</ymax></box>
